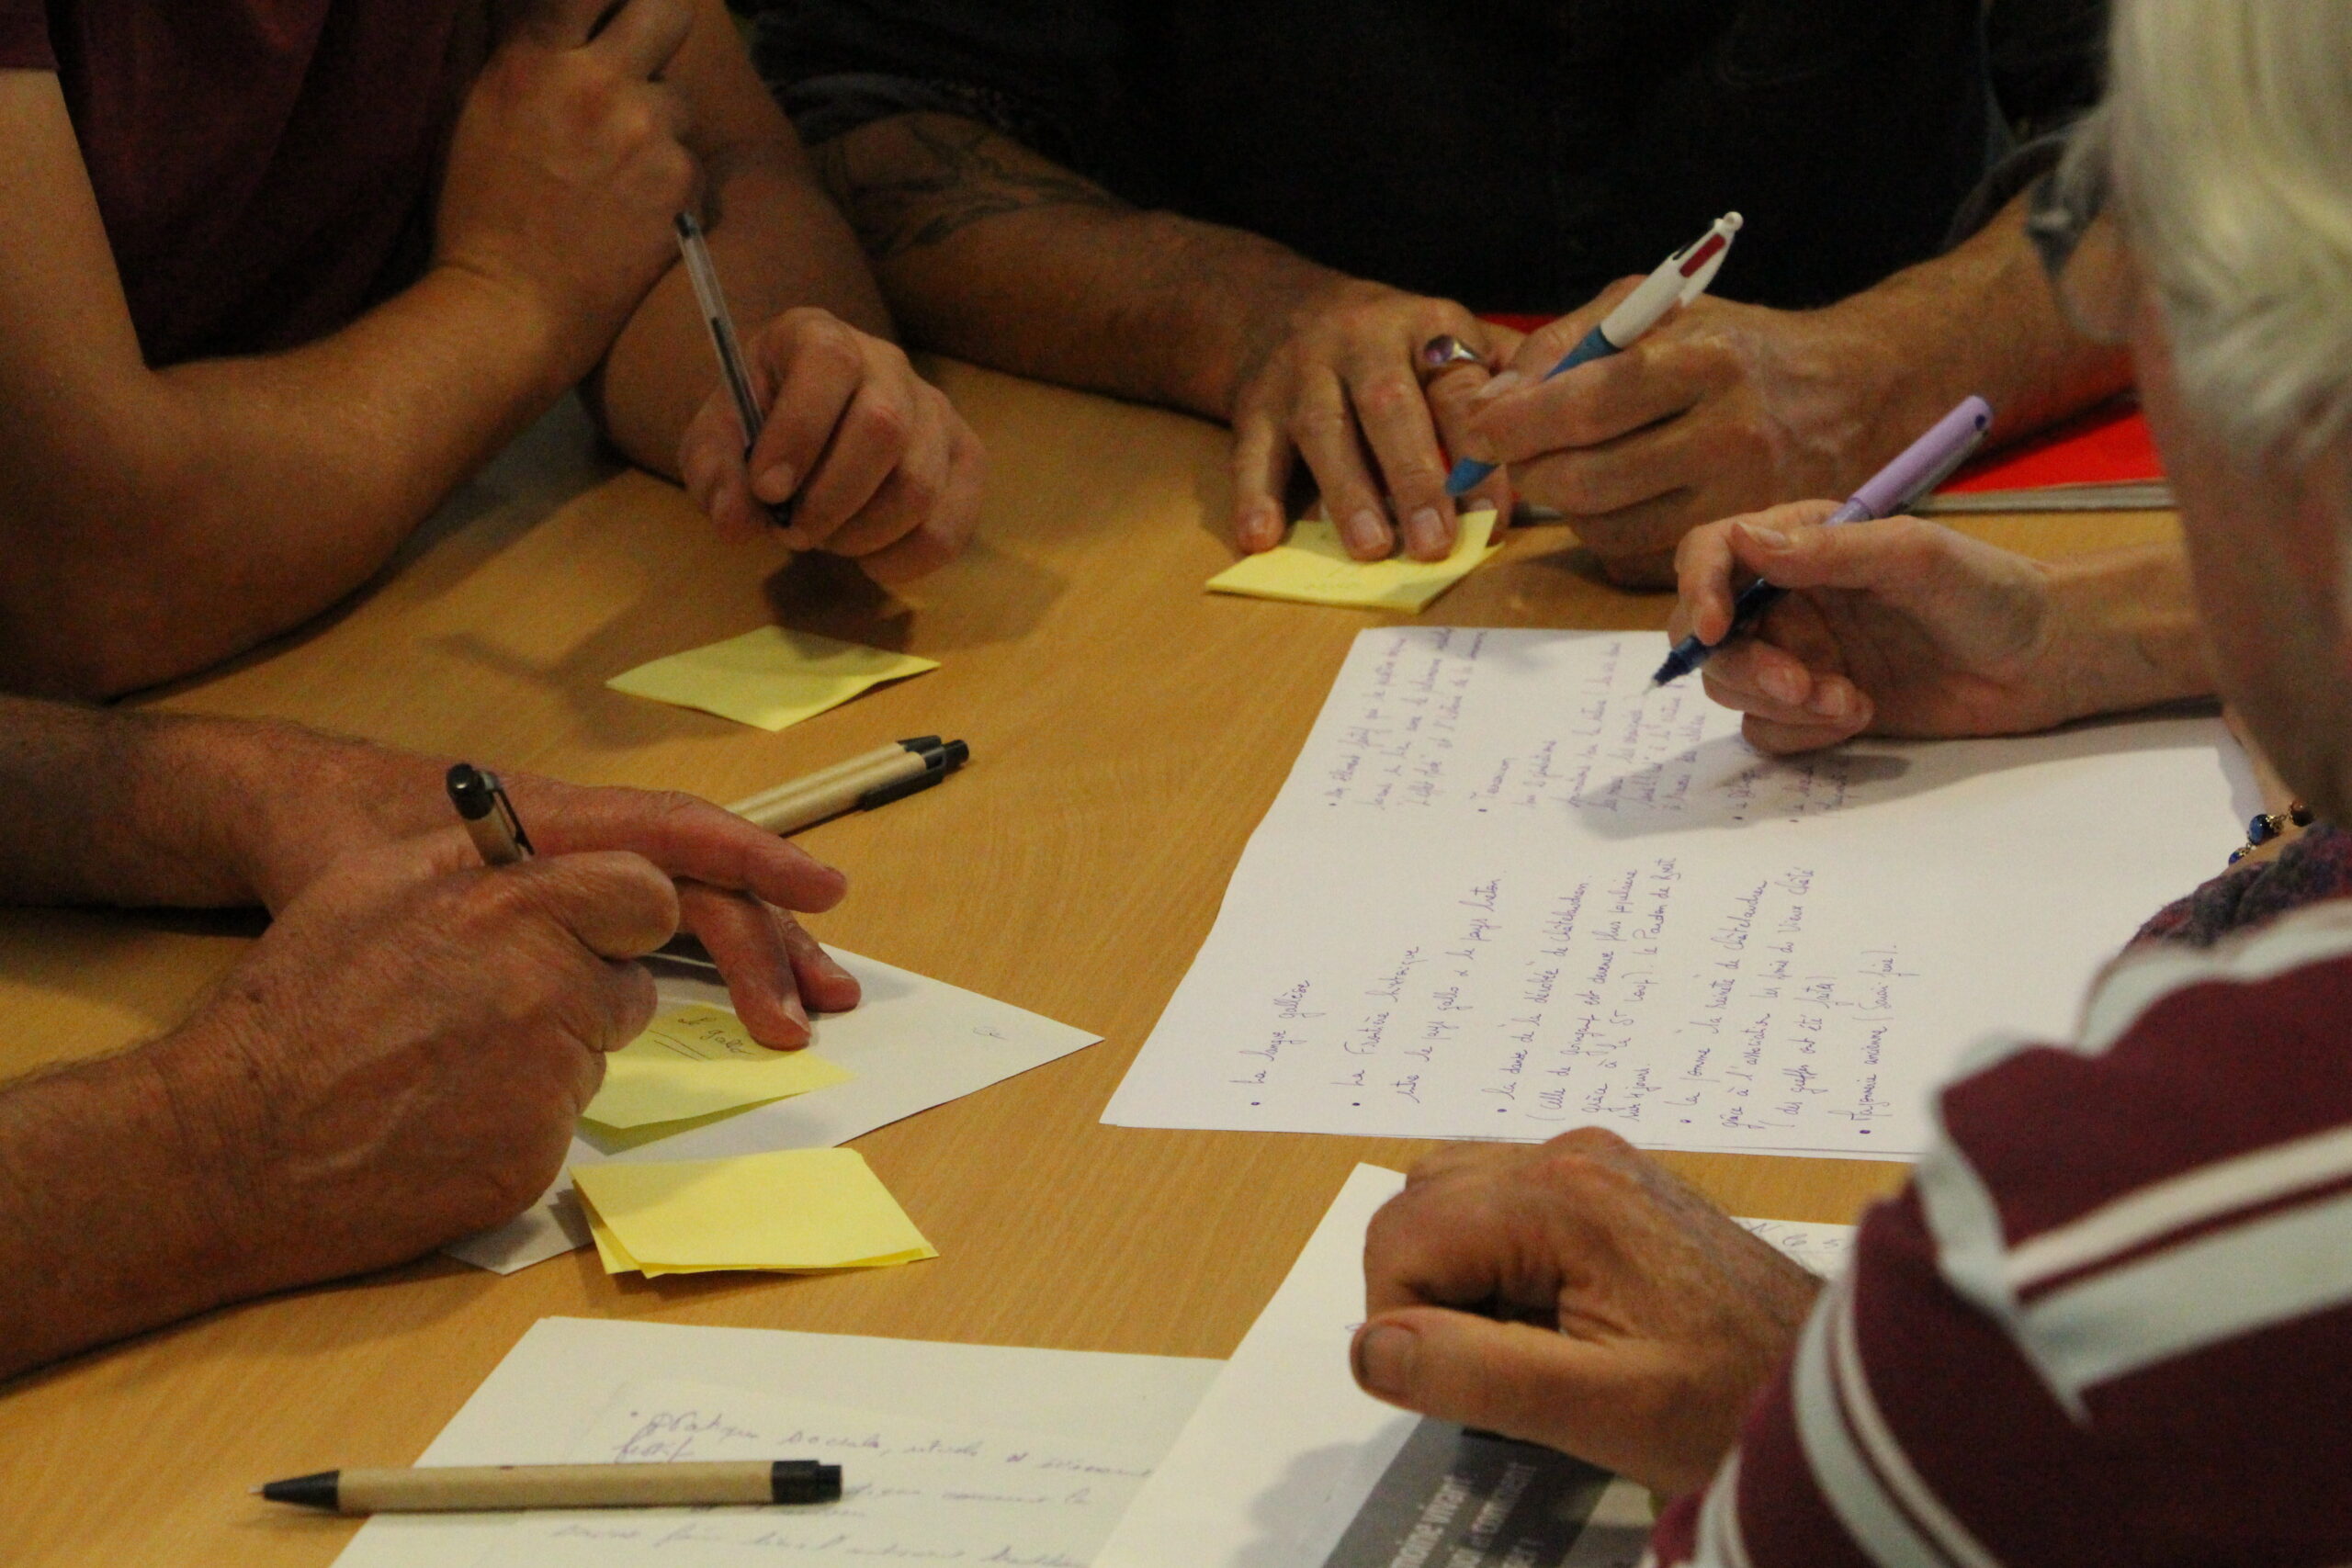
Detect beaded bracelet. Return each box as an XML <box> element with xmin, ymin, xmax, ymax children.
<box><xmin>2229</xmin><ymin>801</ymin><xmax>2314</xmax><ymax>865</ymax></box>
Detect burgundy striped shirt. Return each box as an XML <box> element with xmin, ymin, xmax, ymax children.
<box><xmin>1647</xmin><ymin>899</ymin><xmax>2352</xmax><ymax>1566</ymax></box>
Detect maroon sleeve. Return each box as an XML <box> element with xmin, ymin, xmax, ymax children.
<box><xmin>0</xmin><ymin>3</ymin><xmax>54</xmax><ymax>70</ymax></box>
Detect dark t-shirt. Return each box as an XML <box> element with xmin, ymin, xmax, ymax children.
<box><xmin>0</xmin><ymin>3</ymin><xmax>473</xmax><ymax>366</ymax></box>
<box><xmin>754</xmin><ymin>0</ymin><xmax>2090</xmax><ymax>314</ymax></box>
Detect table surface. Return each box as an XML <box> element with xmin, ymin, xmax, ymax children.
<box><xmin>0</xmin><ymin>363</ymin><xmax>2184</xmax><ymax>1565</ymax></box>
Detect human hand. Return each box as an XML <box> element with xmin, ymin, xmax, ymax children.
<box><xmin>679</xmin><ymin>307</ymin><xmax>984</xmax><ymax>584</ymax></box>
<box><xmin>1668</xmin><ymin>502</ymin><xmax>2079</xmax><ymax>754</ymax></box>
<box><xmin>1352</xmin><ymin>1130</ymin><xmax>1821</xmax><ymax>1497</ymax></box>
<box><xmin>187</xmin><ymin>720</ymin><xmax>859</xmax><ymax>1046</ymax></box>
<box><xmin>150</xmin><ymin>838</ymin><xmax>675</xmax><ymax>1285</ymax></box>
<box><xmin>1458</xmin><ymin>284</ymin><xmax>1909</xmax><ymax>586</ymax></box>
<box><xmin>1229</xmin><ymin>278</ymin><xmax>1521</xmax><ymax>561</ymax></box>
<box><xmin>435</xmin><ymin>0</ymin><xmax>701</xmax><ymax>375</ymax></box>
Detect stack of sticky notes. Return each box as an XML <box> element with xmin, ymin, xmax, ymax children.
<box><xmin>582</xmin><ymin>1004</ymin><xmax>852</xmax><ymax>1138</ymax></box>
<box><xmin>574</xmin><ymin>1148</ymin><xmax>938</xmax><ymax>1278</ymax></box>
<box><xmin>1205</xmin><ymin>505</ymin><xmax>1503</xmax><ymax>612</ymax></box>
<box><xmin>607</xmin><ymin>626</ymin><xmax>937</xmax><ymax>731</ymax></box>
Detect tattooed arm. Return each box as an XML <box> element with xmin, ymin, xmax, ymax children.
<box><xmin>815</xmin><ymin>113</ymin><xmax>1520</xmax><ymax>558</ymax></box>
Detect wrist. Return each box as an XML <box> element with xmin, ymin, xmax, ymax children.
<box><xmin>2040</xmin><ymin>546</ymin><xmax>2216</xmax><ymax>721</ymax></box>
<box><xmin>420</xmin><ymin>256</ymin><xmax>596</xmax><ymax>405</ymax></box>
<box><xmin>1205</xmin><ymin>252</ymin><xmax>1384</xmax><ymax>422</ymax></box>
<box><xmin>140</xmin><ymin>1001</ymin><xmax>302</xmax><ymax>1294</ymax></box>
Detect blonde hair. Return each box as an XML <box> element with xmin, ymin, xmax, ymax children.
<box><xmin>2104</xmin><ymin>0</ymin><xmax>2352</xmax><ymax>457</ymax></box>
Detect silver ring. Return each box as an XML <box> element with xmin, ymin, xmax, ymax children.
<box><xmin>1419</xmin><ymin>335</ymin><xmax>1486</xmax><ymax>378</ymax></box>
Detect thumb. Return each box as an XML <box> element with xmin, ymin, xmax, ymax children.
<box><xmin>503</xmin><ymin>851</ymin><xmax>682</xmax><ymax>962</ymax></box>
<box><xmin>1352</xmin><ymin>1308</ymin><xmax>1617</xmax><ymax>1455</ymax></box>
<box><xmin>1731</xmin><ymin>510</ymin><xmax>1932</xmax><ymax>596</ymax></box>
<box><xmin>1500</xmin><ymin>276</ymin><xmax>1644</xmax><ymax>383</ymax></box>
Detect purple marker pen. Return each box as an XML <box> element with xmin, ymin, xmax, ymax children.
<box><xmin>1651</xmin><ymin>396</ymin><xmax>1994</xmax><ymax>685</ymax></box>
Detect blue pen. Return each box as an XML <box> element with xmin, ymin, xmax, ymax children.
<box><xmin>1445</xmin><ymin>212</ymin><xmax>1743</xmax><ymax>497</ymax></box>
<box><xmin>1650</xmin><ymin>396</ymin><xmax>1995</xmax><ymax>686</ymax></box>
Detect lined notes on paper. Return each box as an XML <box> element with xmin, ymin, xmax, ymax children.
<box><xmin>1105</xmin><ymin>629</ymin><xmax>2248</xmax><ymax>1158</ymax></box>
<box><xmin>331</xmin><ymin>1317</ymin><xmax>1217</xmax><ymax>1568</ymax></box>
<box><xmin>493</xmin><ymin>1379</ymin><xmax>1164</xmax><ymax>1568</ymax></box>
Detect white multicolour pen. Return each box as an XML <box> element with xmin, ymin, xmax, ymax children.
<box><xmin>1446</xmin><ymin>212</ymin><xmax>1744</xmax><ymax>496</ymax></box>
<box><xmin>673</xmin><ymin>212</ymin><xmax>794</xmax><ymax>524</ymax></box>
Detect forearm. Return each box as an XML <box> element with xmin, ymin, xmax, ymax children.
<box><xmin>0</xmin><ymin>265</ymin><xmax>572</xmax><ymax>699</ymax></box>
<box><xmin>0</xmin><ymin>699</ymin><xmax>423</xmax><ymax>909</ymax></box>
<box><xmin>597</xmin><ymin>145</ymin><xmax>892</xmax><ymax>473</ymax></box>
<box><xmin>1829</xmin><ymin>192</ymin><xmax>2132</xmax><ymax>454</ymax></box>
<box><xmin>0</xmin><ymin>1028</ymin><xmax>269</xmax><ymax>1379</ymax></box>
<box><xmin>2042</xmin><ymin>540</ymin><xmax>2214</xmax><ymax>720</ymax></box>
<box><xmin>816</xmin><ymin>113</ymin><xmax>1353</xmax><ymax>421</ymax></box>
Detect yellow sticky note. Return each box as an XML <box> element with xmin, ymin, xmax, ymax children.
<box><xmin>1205</xmin><ymin>506</ymin><xmax>1502</xmax><ymax>613</ymax></box>
<box><xmin>582</xmin><ymin>1005</ymin><xmax>853</xmax><ymax>1131</ymax></box>
<box><xmin>607</xmin><ymin>626</ymin><xmax>937</xmax><ymax>732</ymax></box>
<box><xmin>573</xmin><ymin>1148</ymin><xmax>937</xmax><ymax>1278</ymax></box>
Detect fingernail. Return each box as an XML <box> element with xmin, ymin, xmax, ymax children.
<box><xmin>1808</xmin><ymin>683</ymin><xmax>1849</xmax><ymax>718</ymax></box>
<box><xmin>756</xmin><ymin>464</ymin><xmax>797</xmax><ymax>502</ymax></box>
<box><xmin>1342</xmin><ymin>508</ymin><xmax>1392</xmax><ymax>558</ymax></box>
<box><xmin>1404</xmin><ymin>506</ymin><xmax>1448</xmax><ymax>559</ymax></box>
<box><xmin>1744</xmin><ymin>525</ymin><xmax>1792</xmax><ymax>551</ymax></box>
<box><xmin>1352</xmin><ymin>1324</ymin><xmax>1418</xmax><ymax>1398</ymax></box>
<box><xmin>1242</xmin><ymin>500</ymin><xmax>1284</xmax><ymax>550</ymax></box>
<box><xmin>1763</xmin><ymin>665</ymin><xmax>1807</xmax><ymax>705</ymax></box>
<box><xmin>1470</xmin><ymin>370</ymin><xmax>1524</xmax><ymax>403</ymax></box>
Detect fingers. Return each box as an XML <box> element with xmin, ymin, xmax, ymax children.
<box><xmin>679</xmin><ymin>396</ymin><xmax>770</xmax><ymax>542</ymax></box>
<box><xmin>1230</xmin><ymin>402</ymin><xmax>1295</xmax><ymax>554</ymax></box>
<box><xmin>789</xmin><ymin>361</ymin><xmax>919</xmax><ymax>552</ymax></box>
<box><xmin>673</xmin><ymin>886</ymin><xmax>861</xmax><ymax>1049</ymax></box>
<box><xmin>855</xmin><ymin>418</ymin><xmax>984</xmax><ymax>584</ymax></box>
<box><xmin>1470</xmin><ymin>341</ymin><xmax>1702</xmax><ymax>472</ymax></box>
<box><xmin>501</xmin><ymin>850</ymin><xmax>682</xmax><ymax>961</ymax></box>
<box><xmin>509</xmin><ymin>782</ymin><xmax>850</xmax><ymax>913</ymax></box>
<box><xmin>819</xmin><ymin>382</ymin><xmax>949</xmax><ymax>558</ymax></box>
<box><xmin>1290</xmin><ymin>367</ymin><xmax>1396</xmax><ymax>561</ymax></box>
<box><xmin>1352</xmin><ymin>1309</ymin><xmax>1631</xmax><ymax>1462</ymax></box>
<box><xmin>741</xmin><ymin>309</ymin><xmax>867</xmax><ymax>534</ymax></box>
<box><xmin>675</xmin><ymin>882</ymin><xmax>809</xmax><ymax>1046</ymax></box>
<box><xmin>583</xmin><ymin>0</ymin><xmax>695</xmax><ymax>76</ymax></box>
<box><xmin>1667</xmin><ymin>502</ymin><xmax>1839</xmax><ymax>647</ymax></box>
<box><xmin>1349</xmin><ymin>365</ymin><xmax>1456</xmax><ymax>562</ymax></box>
<box><xmin>1426</xmin><ymin>367</ymin><xmax>1513</xmax><ymax>521</ymax></box>
<box><xmin>1701</xmin><ymin>642</ymin><xmax>1875</xmax><ymax>753</ymax></box>
<box><xmin>779</xmin><ymin>913</ymin><xmax>861</xmax><ymax>1013</ymax></box>
<box><xmin>1496</xmin><ymin>276</ymin><xmax>1643</xmax><ymax>385</ymax></box>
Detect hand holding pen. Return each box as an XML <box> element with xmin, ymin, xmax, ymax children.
<box><xmin>1653</xmin><ymin>400</ymin><xmax>2138</xmax><ymax>755</ymax></box>
<box><xmin>671</xmin><ymin>214</ymin><xmax>985</xmax><ymax>585</ymax></box>
<box><xmin>437</xmin><ymin>760</ymin><xmax>860</xmax><ymax>1045</ymax></box>
<box><xmin>1654</xmin><ymin>396</ymin><xmax>1990</xmax><ymax>686</ymax></box>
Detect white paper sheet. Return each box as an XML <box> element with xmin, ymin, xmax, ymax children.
<box><xmin>1096</xmin><ymin>1165</ymin><xmax>1856</xmax><ymax>1568</ymax></box>
<box><xmin>332</xmin><ymin>1318</ymin><xmax>1219</xmax><ymax>1568</ymax></box>
<box><xmin>495</xmin><ymin>1381</ymin><xmax>1165</xmax><ymax>1567</ymax></box>
<box><xmin>449</xmin><ymin>949</ymin><xmax>1099</xmax><ymax>1272</ymax></box>
<box><xmin>1107</xmin><ymin>629</ymin><xmax>2250</xmax><ymax>1158</ymax></box>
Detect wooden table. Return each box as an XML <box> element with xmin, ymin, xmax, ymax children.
<box><xmin>0</xmin><ymin>365</ymin><xmax>2182</xmax><ymax>1564</ymax></box>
